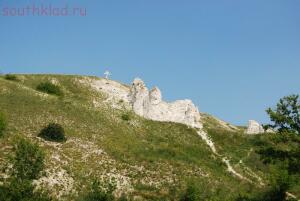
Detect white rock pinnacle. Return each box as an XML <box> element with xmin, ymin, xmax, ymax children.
<box><xmin>129</xmin><ymin>78</ymin><xmax>202</xmax><ymax>129</ymax></box>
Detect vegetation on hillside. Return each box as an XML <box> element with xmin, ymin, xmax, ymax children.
<box><xmin>236</xmin><ymin>95</ymin><xmax>300</xmax><ymax>201</ymax></box>
<box><xmin>0</xmin><ymin>75</ymin><xmax>299</xmax><ymax>200</ymax></box>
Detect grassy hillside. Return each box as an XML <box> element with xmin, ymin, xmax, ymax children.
<box><xmin>0</xmin><ymin>74</ymin><xmax>297</xmax><ymax>200</ymax></box>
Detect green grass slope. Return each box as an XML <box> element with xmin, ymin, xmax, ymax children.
<box><xmin>0</xmin><ymin>74</ymin><xmax>276</xmax><ymax>200</ymax></box>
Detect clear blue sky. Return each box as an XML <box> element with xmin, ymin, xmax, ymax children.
<box><xmin>1</xmin><ymin>0</ymin><xmax>299</xmax><ymax>125</ymax></box>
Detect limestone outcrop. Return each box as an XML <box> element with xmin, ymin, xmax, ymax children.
<box><xmin>129</xmin><ymin>78</ymin><xmax>202</xmax><ymax>129</ymax></box>
<box><xmin>245</xmin><ymin>120</ymin><xmax>265</xmax><ymax>134</ymax></box>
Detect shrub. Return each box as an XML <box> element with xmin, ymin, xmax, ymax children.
<box><xmin>1</xmin><ymin>178</ymin><xmax>53</xmax><ymax>201</ymax></box>
<box><xmin>39</xmin><ymin>123</ymin><xmax>66</xmax><ymax>142</ymax></box>
<box><xmin>1</xmin><ymin>138</ymin><xmax>52</xmax><ymax>201</ymax></box>
<box><xmin>36</xmin><ymin>82</ymin><xmax>63</xmax><ymax>96</ymax></box>
<box><xmin>4</xmin><ymin>74</ymin><xmax>18</xmax><ymax>81</ymax></box>
<box><xmin>77</xmin><ymin>179</ymin><xmax>115</xmax><ymax>201</ymax></box>
<box><xmin>12</xmin><ymin>138</ymin><xmax>45</xmax><ymax>180</ymax></box>
<box><xmin>121</xmin><ymin>113</ymin><xmax>131</xmax><ymax>121</ymax></box>
<box><xmin>0</xmin><ymin>112</ymin><xmax>6</xmax><ymax>137</ymax></box>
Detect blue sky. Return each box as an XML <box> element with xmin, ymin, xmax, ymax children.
<box><xmin>0</xmin><ymin>0</ymin><xmax>299</xmax><ymax>125</ymax></box>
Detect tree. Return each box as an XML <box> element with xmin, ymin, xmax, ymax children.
<box><xmin>266</xmin><ymin>94</ymin><xmax>300</xmax><ymax>134</ymax></box>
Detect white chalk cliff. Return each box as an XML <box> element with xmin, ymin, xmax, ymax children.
<box><xmin>85</xmin><ymin>77</ymin><xmax>202</xmax><ymax>129</ymax></box>
<box><xmin>245</xmin><ymin>120</ymin><xmax>265</xmax><ymax>134</ymax></box>
<box><xmin>129</xmin><ymin>78</ymin><xmax>202</xmax><ymax>129</ymax></box>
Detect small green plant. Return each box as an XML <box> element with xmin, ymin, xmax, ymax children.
<box><xmin>121</xmin><ymin>113</ymin><xmax>131</xmax><ymax>121</ymax></box>
<box><xmin>4</xmin><ymin>74</ymin><xmax>18</xmax><ymax>81</ymax></box>
<box><xmin>0</xmin><ymin>112</ymin><xmax>6</xmax><ymax>137</ymax></box>
<box><xmin>12</xmin><ymin>138</ymin><xmax>45</xmax><ymax>180</ymax></box>
<box><xmin>39</xmin><ymin>123</ymin><xmax>66</xmax><ymax>142</ymax></box>
<box><xmin>36</xmin><ymin>82</ymin><xmax>63</xmax><ymax>96</ymax></box>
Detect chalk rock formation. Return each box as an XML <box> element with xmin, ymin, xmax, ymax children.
<box><xmin>245</xmin><ymin>120</ymin><xmax>264</xmax><ymax>134</ymax></box>
<box><xmin>129</xmin><ymin>78</ymin><xmax>202</xmax><ymax>128</ymax></box>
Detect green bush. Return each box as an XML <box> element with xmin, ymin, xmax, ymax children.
<box><xmin>12</xmin><ymin>138</ymin><xmax>45</xmax><ymax>180</ymax></box>
<box><xmin>121</xmin><ymin>113</ymin><xmax>131</xmax><ymax>121</ymax></box>
<box><xmin>39</xmin><ymin>123</ymin><xmax>66</xmax><ymax>142</ymax></box>
<box><xmin>0</xmin><ymin>112</ymin><xmax>6</xmax><ymax>137</ymax></box>
<box><xmin>36</xmin><ymin>82</ymin><xmax>63</xmax><ymax>96</ymax></box>
<box><xmin>0</xmin><ymin>138</ymin><xmax>53</xmax><ymax>201</ymax></box>
<box><xmin>4</xmin><ymin>74</ymin><xmax>18</xmax><ymax>81</ymax></box>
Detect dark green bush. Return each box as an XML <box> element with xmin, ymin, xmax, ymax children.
<box><xmin>36</xmin><ymin>82</ymin><xmax>63</xmax><ymax>96</ymax></box>
<box><xmin>13</xmin><ymin>138</ymin><xmax>45</xmax><ymax>180</ymax></box>
<box><xmin>121</xmin><ymin>113</ymin><xmax>131</xmax><ymax>121</ymax></box>
<box><xmin>39</xmin><ymin>123</ymin><xmax>66</xmax><ymax>142</ymax></box>
<box><xmin>4</xmin><ymin>74</ymin><xmax>18</xmax><ymax>81</ymax></box>
<box><xmin>0</xmin><ymin>112</ymin><xmax>6</xmax><ymax>137</ymax></box>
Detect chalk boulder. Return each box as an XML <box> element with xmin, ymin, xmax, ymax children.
<box><xmin>245</xmin><ymin>120</ymin><xmax>265</xmax><ymax>134</ymax></box>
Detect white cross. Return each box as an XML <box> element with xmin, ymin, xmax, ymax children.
<box><xmin>104</xmin><ymin>70</ymin><xmax>111</xmax><ymax>79</ymax></box>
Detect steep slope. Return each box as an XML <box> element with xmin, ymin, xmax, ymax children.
<box><xmin>0</xmin><ymin>74</ymin><xmax>270</xmax><ymax>200</ymax></box>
